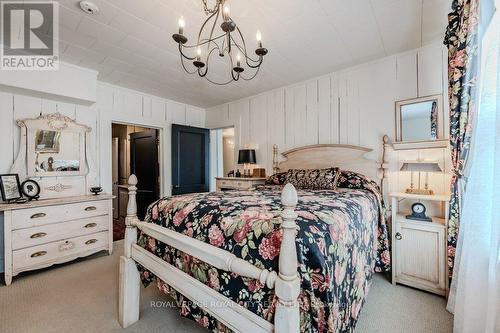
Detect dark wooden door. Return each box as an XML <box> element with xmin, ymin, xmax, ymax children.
<box><xmin>172</xmin><ymin>124</ymin><xmax>210</xmax><ymax>195</ymax></box>
<box><xmin>130</xmin><ymin>129</ymin><xmax>159</xmax><ymax>220</ymax></box>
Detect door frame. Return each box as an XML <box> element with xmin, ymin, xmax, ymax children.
<box><xmin>111</xmin><ymin>120</ymin><xmax>164</xmax><ymax>197</ymax></box>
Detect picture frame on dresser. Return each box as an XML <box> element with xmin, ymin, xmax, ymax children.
<box><xmin>0</xmin><ymin>174</ymin><xmax>22</xmax><ymax>202</ymax></box>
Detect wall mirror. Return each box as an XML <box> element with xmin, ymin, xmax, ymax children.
<box><xmin>19</xmin><ymin>113</ymin><xmax>89</xmax><ymax>177</ymax></box>
<box><xmin>35</xmin><ymin>130</ymin><xmax>82</xmax><ymax>173</ymax></box>
<box><xmin>395</xmin><ymin>95</ymin><xmax>448</xmax><ymax>149</ymax></box>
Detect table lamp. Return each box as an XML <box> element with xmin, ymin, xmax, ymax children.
<box><xmin>238</xmin><ymin>149</ymin><xmax>256</xmax><ymax>178</ymax></box>
<box><xmin>400</xmin><ymin>161</ymin><xmax>442</xmax><ymax>195</ymax></box>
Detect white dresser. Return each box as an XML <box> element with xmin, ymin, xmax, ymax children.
<box><xmin>1</xmin><ymin>194</ymin><xmax>113</xmax><ymax>285</ymax></box>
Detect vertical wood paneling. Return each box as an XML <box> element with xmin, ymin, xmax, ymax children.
<box><xmin>418</xmin><ymin>45</ymin><xmax>444</xmax><ymax>97</ymax></box>
<box><xmin>306</xmin><ymin>81</ymin><xmax>319</xmax><ymax>145</ymax></box>
<box><xmin>267</xmin><ymin>89</ymin><xmax>285</xmax><ymax>169</ymax></box>
<box><xmin>337</xmin><ymin>74</ymin><xmax>349</xmax><ymax>144</ymax></box>
<box><xmin>346</xmin><ymin>73</ymin><xmax>360</xmax><ymax>146</ymax></box>
<box><xmin>396</xmin><ymin>52</ymin><xmax>418</xmax><ymax>100</ymax></box>
<box><xmin>249</xmin><ymin>94</ymin><xmax>268</xmax><ymax>169</ymax></box>
<box><xmin>318</xmin><ymin>76</ymin><xmax>331</xmax><ymax>144</ymax></box>
<box><xmin>0</xmin><ymin>93</ymin><xmax>14</xmax><ymax>174</ymax></box>
<box><xmin>169</xmin><ymin>101</ymin><xmax>186</xmax><ymax>125</ymax></box>
<box><xmin>293</xmin><ymin>85</ymin><xmax>307</xmax><ymax>147</ymax></box>
<box><xmin>13</xmin><ymin>95</ymin><xmax>42</xmax><ymax>160</ymax></box>
<box><xmin>330</xmin><ymin>75</ymin><xmax>340</xmax><ymax>144</ymax></box>
<box><xmin>284</xmin><ymin>87</ymin><xmax>294</xmax><ymax>149</ymax></box>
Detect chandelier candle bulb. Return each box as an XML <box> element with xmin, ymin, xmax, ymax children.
<box><xmin>178</xmin><ymin>16</ymin><xmax>185</xmax><ymax>34</ymax></box>
<box><xmin>236</xmin><ymin>53</ymin><xmax>241</xmax><ymax>67</ymax></box>
<box><xmin>256</xmin><ymin>30</ymin><xmax>262</xmax><ymax>47</ymax></box>
<box><xmin>223</xmin><ymin>5</ymin><xmax>230</xmax><ymax>20</ymax></box>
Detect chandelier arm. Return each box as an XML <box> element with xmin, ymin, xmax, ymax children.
<box><xmin>235</xmin><ymin>29</ymin><xmax>262</xmax><ymax>64</ymax></box>
<box><xmin>182</xmin><ymin>34</ymin><xmax>226</xmax><ymax>50</ymax></box>
<box><xmin>180</xmin><ymin>54</ymin><xmax>199</xmax><ymax>74</ymax></box>
<box><xmin>197</xmin><ymin>8</ymin><xmax>219</xmax><ymax>45</ymax></box>
<box><xmin>205</xmin><ymin>7</ymin><xmax>221</xmax><ymax>54</ymax></box>
<box><xmin>230</xmin><ymin>33</ymin><xmax>261</xmax><ymax>65</ymax></box>
<box><xmin>239</xmin><ymin>66</ymin><xmax>261</xmax><ymax>81</ymax></box>
<box><xmin>179</xmin><ymin>44</ymin><xmax>197</xmax><ymax>61</ymax></box>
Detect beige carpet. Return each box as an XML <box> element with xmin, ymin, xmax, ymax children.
<box><xmin>0</xmin><ymin>241</ymin><xmax>453</xmax><ymax>333</ymax></box>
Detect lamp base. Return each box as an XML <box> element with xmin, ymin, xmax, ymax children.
<box><xmin>405</xmin><ymin>188</ymin><xmax>434</xmax><ymax>195</ymax></box>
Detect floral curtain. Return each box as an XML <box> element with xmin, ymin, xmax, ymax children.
<box><xmin>430</xmin><ymin>101</ymin><xmax>438</xmax><ymax>139</ymax></box>
<box><xmin>443</xmin><ymin>0</ymin><xmax>480</xmax><ymax>279</ymax></box>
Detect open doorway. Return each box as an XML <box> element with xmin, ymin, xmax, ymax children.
<box><xmin>111</xmin><ymin>123</ymin><xmax>160</xmax><ymax>241</ymax></box>
<box><xmin>210</xmin><ymin>127</ymin><xmax>235</xmax><ymax>190</ymax></box>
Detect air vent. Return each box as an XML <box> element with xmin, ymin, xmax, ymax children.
<box><xmin>79</xmin><ymin>1</ymin><xmax>99</xmax><ymax>15</ymax></box>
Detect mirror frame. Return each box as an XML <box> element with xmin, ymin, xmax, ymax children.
<box><xmin>22</xmin><ymin>113</ymin><xmax>90</xmax><ymax>177</ymax></box>
<box><xmin>395</xmin><ymin>94</ymin><xmax>445</xmax><ymax>147</ymax></box>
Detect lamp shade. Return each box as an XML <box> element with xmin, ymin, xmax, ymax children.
<box><xmin>238</xmin><ymin>149</ymin><xmax>256</xmax><ymax>164</ymax></box>
<box><xmin>400</xmin><ymin>161</ymin><xmax>442</xmax><ymax>172</ymax></box>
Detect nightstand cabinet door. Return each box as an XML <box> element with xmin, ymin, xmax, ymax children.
<box><xmin>394</xmin><ymin>221</ymin><xmax>446</xmax><ymax>295</ymax></box>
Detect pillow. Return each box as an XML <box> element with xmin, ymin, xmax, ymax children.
<box><xmin>265</xmin><ymin>172</ymin><xmax>288</xmax><ymax>185</ymax></box>
<box><xmin>285</xmin><ymin>167</ymin><xmax>341</xmax><ymax>190</ymax></box>
<box><xmin>337</xmin><ymin>170</ymin><xmax>381</xmax><ymax>192</ymax></box>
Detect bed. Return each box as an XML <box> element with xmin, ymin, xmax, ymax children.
<box><xmin>118</xmin><ymin>137</ymin><xmax>391</xmax><ymax>333</ymax></box>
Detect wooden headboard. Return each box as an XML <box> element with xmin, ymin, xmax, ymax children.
<box><xmin>274</xmin><ymin>136</ymin><xmax>390</xmax><ymax>194</ymax></box>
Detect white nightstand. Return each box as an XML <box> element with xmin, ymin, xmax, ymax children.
<box><xmin>215</xmin><ymin>177</ymin><xmax>266</xmax><ymax>191</ymax></box>
<box><xmin>390</xmin><ymin>192</ymin><xmax>450</xmax><ymax>296</ymax></box>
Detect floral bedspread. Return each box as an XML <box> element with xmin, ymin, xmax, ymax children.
<box><xmin>137</xmin><ymin>186</ymin><xmax>390</xmax><ymax>333</ymax></box>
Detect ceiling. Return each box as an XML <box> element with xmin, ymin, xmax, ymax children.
<box><xmin>51</xmin><ymin>0</ymin><xmax>451</xmax><ymax>108</ymax></box>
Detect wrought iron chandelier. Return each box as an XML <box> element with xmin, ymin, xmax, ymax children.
<box><xmin>172</xmin><ymin>0</ymin><xmax>268</xmax><ymax>85</ymax></box>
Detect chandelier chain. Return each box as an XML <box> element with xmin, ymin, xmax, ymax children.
<box><xmin>201</xmin><ymin>0</ymin><xmax>222</xmax><ymax>15</ymax></box>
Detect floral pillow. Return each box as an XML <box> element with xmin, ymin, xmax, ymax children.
<box><xmin>265</xmin><ymin>172</ymin><xmax>288</xmax><ymax>185</ymax></box>
<box><xmin>285</xmin><ymin>167</ymin><xmax>341</xmax><ymax>190</ymax></box>
<box><xmin>337</xmin><ymin>170</ymin><xmax>381</xmax><ymax>192</ymax></box>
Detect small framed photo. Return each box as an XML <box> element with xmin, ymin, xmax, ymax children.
<box><xmin>0</xmin><ymin>174</ymin><xmax>22</xmax><ymax>202</ymax></box>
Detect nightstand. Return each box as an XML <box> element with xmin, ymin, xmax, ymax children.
<box><xmin>215</xmin><ymin>177</ymin><xmax>266</xmax><ymax>191</ymax></box>
<box><xmin>390</xmin><ymin>192</ymin><xmax>450</xmax><ymax>296</ymax></box>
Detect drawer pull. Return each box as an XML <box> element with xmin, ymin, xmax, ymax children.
<box><xmin>30</xmin><ymin>213</ymin><xmax>46</xmax><ymax>219</ymax></box>
<box><xmin>84</xmin><ymin>206</ymin><xmax>97</xmax><ymax>211</ymax></box>
<box><xmin>395</xmin><ymin>232</ymin><xmax>402</xmax><ymax>240</ymax></box>
<box><xmin>85</xmin><ymin>239</ymin><xmax>98</xmax><ymax>245</ymax></box>
<box><xmin>30</xmin><ymin>232</ymin><xmax>47</xmax><ymax>239</ymax></box>
<box><xmin>84</xmin><ymin>223</ymin><xmax>97</xmax><ymax>229</ymax></box>
<box><xmin>59</xmin><ymin>241</ymin><xmax>75</xmax><ymax>252</ymax></box>
<box><xmin>31</xmin><ymin>251</ymin><xmax>47</xmax><ymax>258</ymax></box>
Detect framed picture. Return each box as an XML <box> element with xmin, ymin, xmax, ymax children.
<box><xmin>0</xmin><ymin>174</ymin><xmax>22</xmax><ymax>202</ymax></box>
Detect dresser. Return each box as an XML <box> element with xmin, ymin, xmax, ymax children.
<box><xmin>215</xmin><ymin>177</ymin><xmax>266</xmax><ymax>191</ymax></box>
<box><xmin>1</xmin><ymin>194</ymin><xmax>113</xmax><ymax>285</ymax></box>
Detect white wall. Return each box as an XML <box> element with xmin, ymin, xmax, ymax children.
<box><xmin>0</xmin><ymin>69</ymin><xmax>205</xmax><ymax>272</ymax></box>
<box><xmin>206</xmin><ymin>42</ymin><xmax>451</xmax><ymax>210</ymax></box>
<box><xmin>206</xmin><ymin>43</ymin><xmax>448</xmax><ymax>169</ymax></box>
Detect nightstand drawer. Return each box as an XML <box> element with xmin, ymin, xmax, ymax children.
<box><xmin>216</xmin><ymin>178</ymin><xmax>265</xmax><ymax>191</ymax></box>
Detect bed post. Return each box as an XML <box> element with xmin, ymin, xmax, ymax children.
<box><xmin>118</xmin><ymin>174</ymin><xmax>141</xmax><ymax>328</ymax></box>
<box><xmin>274</xmin><ymin>184</ymin><xmax>300</xmax><ymax>333</ymax></box>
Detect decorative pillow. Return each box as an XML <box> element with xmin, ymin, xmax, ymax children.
<box><xmin>285</xmin><ymin>167</ymin><xmax>341</xmax><ymax>190</ymax></box>
<box><xmin>337</xmin><ymin>170</ymin><xmax>381</xmax><ymax>192</ymax></box>
<box><xmin>265</xmin><ymin>172</ymin><xmax>288</xmax><ymax>185</ymax></box>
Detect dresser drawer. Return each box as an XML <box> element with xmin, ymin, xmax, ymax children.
<box><xmin>12</xmin><ymin>231</ymin><xmax>109</xmax><ymax>272</ymax></box>
<box><xmin>11</xmin><ymin>200</ymin><xmax>110</xmax><ymax>230</ymax></box>
<box><xmin>12</xmin><ymin>215</ymin><xmax>109</xmax><ymax>250</ymax></box>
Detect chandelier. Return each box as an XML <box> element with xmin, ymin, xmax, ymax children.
<box><xmin>172</xmin><ymin>0</ymin><xmax>268</xmax><ymax>85</ymax></box>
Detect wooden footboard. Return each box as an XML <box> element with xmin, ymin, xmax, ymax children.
<box><xmin>118</xmin><ymin>174</ymin><xmax>301</xmax><ymax>333</ymax></box>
